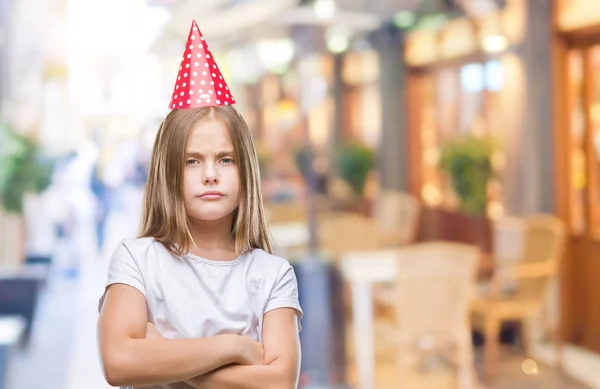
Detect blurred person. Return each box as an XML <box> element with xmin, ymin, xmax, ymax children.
<box><xmin>89</xmin><ymin>129</ymin><xmax>111</xmax><ymax>252</ymax></box>
<box><xmin>49</xmin><ymin>140</ymin><xmax>99</xmax><ymax>277</ymax></box>
<box><xmin>91</xmin><ymin>159</ymin><xmax>110</xmax><ymax>251</ymax></box>
<box><xmin>99</xmin><ymin>138</ymin><xmax>145</xmax><ymax>257</ymax></box>
<box><xmin>96</xmin><ymin>21</ymin><xmax>302</xmax><ymax>389</ymax></box>
<box><xmin>135</xmin><ymin>119</ymin><xmax>160</xmax><ymax>184</ymax></box>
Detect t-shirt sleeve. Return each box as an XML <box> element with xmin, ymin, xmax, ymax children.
<box><xmin>98</xmin><ymin>240</ymin><xmax>146</xmax><ymax>312</ymax></box>
<box><xmin>264</xmin><ymin>261</ymin><xmax>303</xmax><ymax>331</ymax></box>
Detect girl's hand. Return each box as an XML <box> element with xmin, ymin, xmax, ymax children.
<box><xmin>236</xmin><ymin>336</ymin><xmax>264</xmax><ymax>366</ymax></box>
<box><xmin>184</xmin><ymin>336</ymin><xmax>263</xmax><ymax>389</ymax></box>
<box><xmin>145</xmin><ymin>322</ymin><xmax>163</xmax><ymax>340</ymax></box>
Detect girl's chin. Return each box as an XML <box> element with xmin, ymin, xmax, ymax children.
<box><xmin>189</xmin><ymin>209</ymin><xmax>235</xmax><ymax>222</ymax></box>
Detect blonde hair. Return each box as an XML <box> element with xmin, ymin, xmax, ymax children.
<box><xmin>139</xmin><ymin>106</ymin><xmax>273</xmax><ymax>256</ymax></box>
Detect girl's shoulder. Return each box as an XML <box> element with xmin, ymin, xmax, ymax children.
<box><xmin>119</xmin><ymin>236</ymin><xmax>160</xmax><ymax>251</ymax></box>
<box><xmin>115</xmin><ymin>236</ymin><xmax>172</xmax><ymax>263</ymax></box>
<box><xmin>246</xmin><ymin>247</ymin><xmax>283</xmax><ymax>262</ymax></box>
<box><xmin>246</xmin><ymin>248</ymin><xmax>294</xmax><ymax>274</ymax></box>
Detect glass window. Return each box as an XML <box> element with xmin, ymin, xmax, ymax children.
<box><xmin>485</xmin><ymin>60</ymin><xmax>504</xmax><ymax>92</ymax></box>
<box><xmin>569</xmin><ymin>49</ymin><xmax>588</xmax><ymax>234</ymax></box>
<box><xmin>417</xmin><ymin>59</ymin><xmax>506</xmax><ymax>215</ymax></box>
<box><xmin>460</xmin><ymin>63</ymin><xmax>485</xmax><ymax>93</ymax></box>
<box><xmin>586</xmin><ymin>46</ymin><xmax>600</xmax><ymax>238</ymax></box>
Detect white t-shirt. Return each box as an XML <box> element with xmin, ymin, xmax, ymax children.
<box><xmin>99</xmin><ymin>237</ymin><xmax>303</xmax><ymax>389</ymax></box>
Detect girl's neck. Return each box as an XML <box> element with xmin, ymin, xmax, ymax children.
<box><xmin>187</xmin><ymin>214</ymin><xmax>237</xmax><ymax>260</ymax></box>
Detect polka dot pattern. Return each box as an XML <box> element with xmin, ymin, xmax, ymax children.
<box><xmin>169</xmin><ymin>20</ymin><xmax>236</xmax><ymax>110</ymax></box>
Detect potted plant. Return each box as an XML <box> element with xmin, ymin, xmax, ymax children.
<box><xmin>336</xmin><ymin>142</ymin><xmax>375</xmax><ymax>214</ymax></box>
<box><xmin>438</xmin><ymin>134</ymin><xmax>497</xmax><ymax>251</ymax></box>
<box><xmin>439</xmin><ymin>134</ymin><xmax>496</xmax><ymax>216</ymax></box>
<box><xmin>0</xmin><ymin>123</ymin><xmax>54</xmax><ymax>267</ymax></box>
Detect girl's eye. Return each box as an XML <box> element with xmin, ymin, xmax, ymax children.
<box><xmin>186</xmin><ymin>159</ymin><xmax>199</xmax><ymax>166</ymax></box>
<box><xmin>221</xmin><ymin>157</ymin><xmax>234</xmax><ymax>164</ymax></box>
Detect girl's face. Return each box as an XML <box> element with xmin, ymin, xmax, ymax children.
<box><xmin>183</xmin><ymin>118</ymin><xmax>240</xmax><ymax>222</ymax></box>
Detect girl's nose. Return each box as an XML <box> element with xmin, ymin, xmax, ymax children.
<box><xmin>203</xmin><ymin>175</ymin><xmax>218</xmax><ymax>185</ymax></box>
<box><xmin>203</xmin><ymin>164</ymin><xmax>219</xmax><ymax>185</ymax></box>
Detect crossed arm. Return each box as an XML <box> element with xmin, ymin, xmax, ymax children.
<box><xmin>97</xmin><ymin>283</ymin><xmax>301</xmax><ymax>388</ymax></box>
<box><xmin>180</xmin><ymin>307</ymin><xmax>300</xmax><ymax>389</ymax></box>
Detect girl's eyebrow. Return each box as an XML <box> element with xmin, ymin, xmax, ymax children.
<box><xmin>185</xmin><ymin>150</ymin><xmax>234</xmax><ymax>158</ymax></box>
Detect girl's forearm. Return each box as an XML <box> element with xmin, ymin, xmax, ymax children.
<box><xmin>102</xmin><ymin>334</ymin><xmax>239</xmax><ymax>387</ymax></box>
<box><xmin>186</xmin><ymin>364</ymin><xmax>292</xmax><ymax>389</ymax></box>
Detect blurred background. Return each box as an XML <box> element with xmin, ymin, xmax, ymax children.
<box><xmin>1</xmin><ymin>0</ymin><xmax>600</xmax><ymax>388</ymax></box>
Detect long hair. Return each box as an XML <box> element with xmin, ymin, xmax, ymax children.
<box><xmin>139</xmin><ymin>106</ymin><xmax>273</xmax><ymax>256</ymax></box>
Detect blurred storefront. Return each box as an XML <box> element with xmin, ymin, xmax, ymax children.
<box><xmin>406</xmin><ymin>18</ymin><xmax>509</xmax><ymax>216</ymax></box>
<box><xmin>400</xmin><ymin>0</ymin><xmax>557</xmax><ymax>250</ymax></box>
<box><xmin>553</xmin><ymin>0</ymin><xmax>600</xmax><ymax>355</ymax></box>
<box><xmin>394</xmin><ymin>0</ymin><xmax>600</xmax><ymax>373</ymax></box>
<box><xmin>249</xmin><ymin>48</ymin><xmax>383</xmax><ymax>202</ymax></box>
<box><xmin>393</xmin><ymin>0</ymin><xmax>600</xmax><ymax>364</ymax></box>
<box><xmin>401</xmin><ymin>0</ymin><xmax>600</xmax><ymax>362</ymax></box>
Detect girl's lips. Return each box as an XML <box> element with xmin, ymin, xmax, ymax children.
<box><xmin>199</xmin><ymin>191</ymin><xmax>224</xmax><ymax>199</ymax></box>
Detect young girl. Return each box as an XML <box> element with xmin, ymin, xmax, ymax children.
<box><xmin>97</xmin><ymin>21</ymin><xmax>302</xmax><ymax>389</ymax></box>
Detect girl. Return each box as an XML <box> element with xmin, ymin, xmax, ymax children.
<box><xmin>97</xmin><ymin>21</ymin><xmax>302</xmax><ymax>389</ymax></box>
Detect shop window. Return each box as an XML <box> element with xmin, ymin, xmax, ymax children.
<box><xmin>562</xmin><ymin>44</ymin><xmax>600</xmax><ymax>238</ymax></box>
<box><xmin>460</xmin><ymin>63</ymin><xmax>484</xmax><ymax>93</ymax></box>
<box><xmin>585</xmin><ymin>46</ymin><xmax>600</xmax><ymax>237</ymax></box>
<box><xmin>417</xmin><ymin>59</ymin><xmax>506</xmax><ymax>217</ymax></box>
<box><xmin>568</xmin><ymin>49</ymin><xmax>588</xmax><ymax>234</ymax></box>
<box><xmin>485</xmin><ymin>60</ymin><xmax>504</xmax><ymax>92</ymax></box>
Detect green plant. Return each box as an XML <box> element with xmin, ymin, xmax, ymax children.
<box><xmin>439</xmin><ymin>135</ymin><xmax>496</xmax><ymax>216</ymax></box>
<box><xmin>0</xmin><ymin>124</ymin><xmax>54</xmax><ymax>213</ymax></box>
<box><xmin>337</xmin><ymin>143</ymin><xmax>375</xmax><ymax>196</ymax></box>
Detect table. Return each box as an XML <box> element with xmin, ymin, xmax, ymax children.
<box><xmin>339</xmin><ymin>249</ymin><xmax>399</xmax><ymax>389</ymax></box>
<box><xmin>269</xmin><ymin>213</ymin><xmax>389</xmax><ymax>260</ymax></box>
<box><xmin>339</xmin><ymin>248</ymin><xmax>494</xmax><ymax>389</ymax></box>
<box><xmin>269</xmin><ymin>222</ymin><xmax>309</xmax><ymax>258</ymax></box>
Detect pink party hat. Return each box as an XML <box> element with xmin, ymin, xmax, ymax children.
<box><xmin>169</xmin><ymin>20</ymin><xmax>236</xmax><ymax>109</ymax></box>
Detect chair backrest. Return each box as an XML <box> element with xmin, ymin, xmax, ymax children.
<box><xmin>515</xmin><ymin>214</ymin><xmax>566</xmax><ymax>301</ymax></box>
<box><xmin>318</xmin><ymin>213</ymin><xmax>385</xmax><ymax>259</ymax></box>
<box><xmin>492</xmin><ymin>216</ymin><xmax>524</xmax><ymax>267</ymax></box>
<box><xmin>265</xmin><ymin>201</ymin><xmax>307</xmax><ymax>224</ymax></box>
<box><xmin>393</xmin><ymin>242</ymin><xmax>479</xmax><ymax>346</ymax></box>
<box><xmin>521</xmin><ymin>214</ymin><xmax>566</xmax><ymax>264</ymax></box>
<box><xmin>373</xmin><ymin>190</ymin><xmax>421</xmax><ymax>246</ymax></box>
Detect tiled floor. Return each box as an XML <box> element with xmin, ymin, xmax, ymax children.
<box><xmin>346</xmin><ymin>357</ymin><xmax>589</xmax><ymax>389</ymax></box>
<box><xmin>482</xmin><ymin>356</ymin><xmax>588</xmax><ymax>389</ymax></box>
<box><xmin>343</xmin><ymin>334</ymin><xmax>591</xmax><ymax>389</ymax></box>
<box><xmin>5</xmin><ymin>212</ymin><xmax>129</xmax><ymax>389</ymax></box>
<box><xmin>5</xmin><ymin>273</ymin><xmax>80</xmax><ymax>389</ymax></box>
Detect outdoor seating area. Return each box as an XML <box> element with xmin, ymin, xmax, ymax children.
<box><xmin>266</xmin><ymin>193</ymin><xmax>577</xmax><ymax>388</ymax></box>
